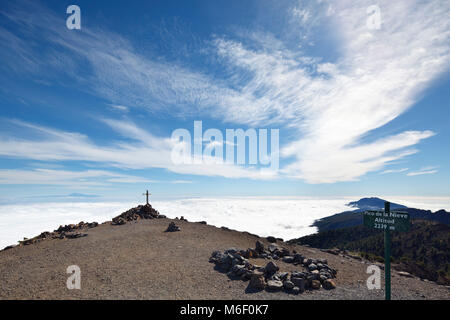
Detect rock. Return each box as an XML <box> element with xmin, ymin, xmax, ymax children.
<box><xmin>113</xmin><ymin>218</ymin><xmax>126</xmax><ymax>225</ymax></box>
<box><xmin>308</xmin><ymin>263</ymin><xmax>318</xmax><ymax>271</ymax></box>
<box><xmin>325</xmin><ymin>248</ymin><xmax>340</xmax><ymax>255</ymax></box>
<box><xmin>264</xmin><ymin>261</ymin><xmax>279</xmax><ymax>275</ymax></box>
<box><xmin>266</xmin><ymin>236</ymin><xmax>277</xmax><ymax>243</ymax></box>
<box><xmin>303</xmin><ymin>258</ymin><xmax>312</xmax><ymax>266</ymax></box>
<box><xmin>232</xmin><ymin>265</ymin><xmax>246</xmax><ymax>276</ymax></box>
<box><xmin>255</xmin><ymin>240</ymin><xmax>264</xmax><ymax>253</ymax></box>
<box><xmin>291</xmin><ymin>277</ymin><xmax>305</xmax><ymax>291</ymax></box>
<box><xmin>291</xmin><ymin>271</ymin><xmax>306</xmax><ymax>278</ymax></box>
<box><xmin>268</xmin><ymin>244</ymin><xmax>279</xmax><ymax>253</ymax></box>
<box><xmin>65</xmin><ymin>233</ymin><xmax>87</xmax><ymax>239</ymax></box>
<box><xmin>278</xmin><ymin>272</ymin><xmax>289</xmax><ymax>280</ymax></box>
<box><xmin>157</xmin><ymin>215</ymin><xmax>167</xmax><ymax>219</ymax></box>
<box><xmin>165</xmin><ymin>222</ymin><xmax>180</xmax><ymax>232</ymax></box>
<box><xmin>311</xmin><ymin>280</ymin><xmax>321</xmax><ymax>290</ymax></box>
<box><xmin>397</xmin><ymin>271</ymin><xmax>414</xmax><ymax>278</ymax></box>
<box><xmin>292</xmin><ymin>286</ymin><xmax>300</xmax><ymax>294</ymax></box>
<box><xmin>112</xmin><ymin>204</ymin><xmax>159</xmax><ymax>224</ymax></box>
<box><xmin>248</xmin><ymin>271</ymin><xmax>266</xmax><ymax>290</ymax></box>
<box><xmin>283</xmin><ymin>280</ymin><xmax>295</xmax><ymax>291</ymax></box>
<box><xmin>197</xmin><ymin>221</ymin><xmax>207</xmax><ymax>224</ymax></box>
<box><xmin>266</xmin><ymin>280</ymin><xmax>283</xmax><ymax>291</ymax></box>
<box><xmin>293</xmin><ymin>253</ymin><xmax>303</xmax><ymax>263</ymax></box>
<box><xmin>282</xmin><ymin>256</ymin><xmax>294</xmax><ymax>263</ymax></box>
<box><xmin>322</xmin><ymin>279</ymin><xmax>336</xmax><ymax>290</ymax></box>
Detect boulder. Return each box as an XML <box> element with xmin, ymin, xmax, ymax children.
<box><xmin>248</xmin><ymin>271</ymin><xmax>266</xmax><ymax>290</ymax></box>
<box><xmin>266</xmin><ymin>280</ymin><xmax>283</xmax><ymax>291</ymax></box>
<box><xmin>264</xmin><ymin>261</ymin><xmax>279</xmax><ymax>275</ymax></box>
<box><xmin>266</xmin><ymin>236</ymin><xmax>277</xmax><ymax>243</ymax></box>
<box><xmin>311</xmin><ymin>280</ymin><xmax>321</xmax><ymax>290</ymax></box>
<box><xmin>165</xmin><ymin>222</ymin><xmax>180</xmax><ymax>232</ymax></box>
<box><xmin>283</xmin><ymin>280</ymin><xmax>295</xmax><ymax>291</ymax></box>
<box><xmin>255</xmin><ymin>240</ymin><xmax>265</xmax><ymax>253</ymax></box>
<box><xmin>308</xmin><ymin>263</ymin><xmax>318</xmax><ymax>271</ymax></box>
<box><xmin>291</xmin><ymin>277</ymin><xmax>305</xmax><ymax>291</ymax></box>
<box><xmin>322</xmin><ymin>279</ymin><xmax>336</xmax><ymax>290</ymax></box>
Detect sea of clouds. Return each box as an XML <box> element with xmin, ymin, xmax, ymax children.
<box><xmin>1</xmin><ymin>196</ymin><xmax>449</xmax><ymax>249</ymax></box>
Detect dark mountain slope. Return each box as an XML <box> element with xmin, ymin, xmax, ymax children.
<box><xmin>289</xmin><ymin>220</ymin><xmax>450</xmax><ymax>285</ymax></box>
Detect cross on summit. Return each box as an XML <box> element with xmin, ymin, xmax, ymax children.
<box><xmin>143</xmin><ymin>190</ymin><xmax>151</xmax><ymax>205</ymax></box>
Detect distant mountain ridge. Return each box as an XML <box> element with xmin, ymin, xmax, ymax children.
<box><xmin>312</xmin><ymin>197</ymin><xmax>449</xmax><ymax>232</ymax></box>
<box><xmin>346</xmin><ymin>197</ymin><xmax>407</xmax><ymax>212</ymax></box>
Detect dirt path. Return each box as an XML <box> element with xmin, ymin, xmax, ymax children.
<box><xmin>0</xmin><ymin>218</ymin><xmax>448</xmax><ymax>299</ymax></box>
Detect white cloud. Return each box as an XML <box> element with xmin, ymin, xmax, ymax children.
<box><xmin>380</xmin><ymin>168</ymin><xmax>408</xmax><ymax>174</ymax></box>
<box><xmin>109</xmin><ymin>105</ymin><xmax>129</xmax><ymax>112</ymax></box>
<box><xmin>212</xmin><ymin>0</ymin><xmax>448</xmax><ymax>183</ymax></box>
<box><xmin>0</xmin><ymin>0</ymin><xmax>448</xmax><ymax>183</ymax></box>
<box><xmin>0</xmin><ymin>119</ymin><xmax>275</xmax><ymax>180</ymax></box>
<box><xmin>0</xmin><ymin>168</ymin><xmax>154</xmax><ymax>186</ymax></box>
<box><xmin>407</xmin><ymin>166</ymin><xmax>438</xmax><ymax>176</ymax></box>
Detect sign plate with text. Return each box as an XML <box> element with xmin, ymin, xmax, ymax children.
<box><xmin>362</xmin><ymin>210</ymin><xmax>410</xmax><ymax>232</ymax></box>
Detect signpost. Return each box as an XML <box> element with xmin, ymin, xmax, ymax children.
<box><xmin>362</xmin><ymin>201</ymin><xmax>410</xmax><ymax>300</ymax></box>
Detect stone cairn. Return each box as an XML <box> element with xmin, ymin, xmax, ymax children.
<box><xmin>209</xmin><ymin>240</ymin><xmax>337</xmax><ymax>294</ymax></box>
<box><xmin>5</xmin><ymin>221</ymin><xmax>99</xmax><ymax>249</ymax></box>
<box><xmin>112</xmin><ymin>204</ymin><xmax>165</xmax><ymax>225</ymax></box>
<box><xmin>165</xmin><ymin>222</ymin><xmax>181</xmax><ymax>232</ymax></box>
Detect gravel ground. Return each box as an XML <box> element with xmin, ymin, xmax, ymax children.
<box><xmin>0</xmin><ymin>218</ymin><xmax>448</xmax><ymax>300</ymax></box>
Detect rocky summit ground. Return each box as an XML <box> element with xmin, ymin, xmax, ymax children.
<box><xmin>0</xmin><ymin>210</ymin><xmax>449</xmax><ymax>300</ymax></box>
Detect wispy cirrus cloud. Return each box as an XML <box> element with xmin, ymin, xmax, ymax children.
<box><xmin>0</xmin><ymin>0</ymin><xmax>448</xmax><ymax>184</ymax></box>
<box><xmin>407</xmin><ymin>166</ymin><xmax>438</xmax><ymax>176</ymax></box>
<box><xmin>380</xmin><ymin>168</ymin><xmax>409</xmax><ymax>175</ymax></box>
<box><xmin>0</xmin><ymin>119</ymin><xmax>273</xmax><ymax>180</ymax></box>
<box><xmin>0</xmin><ymin>168</ymin><xmax>153</xmax><ymax>186</ymax></box>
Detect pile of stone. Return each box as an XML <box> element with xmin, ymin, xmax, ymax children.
<box><xmin>165</xmin><ymin>222</ymin><xmax>181</xmax><ymax>232</ymax></box>
<box><xmin>209</xmin><ymin>241</ymin><xmax>337</xmax><ymax>294</ymax></box>
<box><xmin>112</xmin><ymin>204</ymin><xmax>164</xmax><ymax>225</ymax></box>
<box><xmin>11</xmin><ymin>221</ymin><xmax>99</xmax><ymax>248</ymax></box>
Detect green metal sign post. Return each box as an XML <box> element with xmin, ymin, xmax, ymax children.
<box><xmin>362</xmin><ymin>201</ymin><xmax>410</xmax><ymax>300</ymax></box>
<box><xmin>384</xmin><ymin>202</ymin><xmax>391</xmax><ymax>300</ymax></box>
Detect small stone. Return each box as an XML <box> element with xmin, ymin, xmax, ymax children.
<box><xmin>165</xmin><ymin>222</ymin><xmax>180</xmax><ymax>232</ymax></box>
<box><xmin>311</xmin><ymin>280</ymin><xmax>321</xmax><ymax>290</ymax></box>
<box><xmin>249</xmin><ymin>271</ymin><xmax>266</xmax><ymax>290</ymax></box>
<box><xmin>303</xmin><ymin>258</ymin><xmax>312</xmax><ymax>266</ymax></box>
<box><xmin>266</xmin><ymin>280</ymin><xmax>283</xmax><ymax>291</ymax></box>
<box><xmin>264</xmin><ymin>261</ymin><xmax>279</xmax><ymax>275</ymax></box>
<box><xmin>278</xmin><ymin>272</ymin><xmax>289</xmax><ymax>280</ymax></box>
<box><xmin>322</xmin><ymin>279</ymin><xmax>336</xmax><ymax>290</ymax></box>
<box><xmin>291</xmin><ymin>277</ymin><xmax>305</xmax><ymax>291</ymax></box>
<box><xmin>397</xmin><ymin>271</ymin><xmax>414</xmax><ymax>278</ymax></box>
<box><xmin>308</xmin><ymin>263</ymin><xmax>318</xmax><ymax>271</ymax></box>
<box><xmin>282</xmin><ymin>256</ymin><xmax>294</xmax><ymax>263</ymax></box>
<box><xmin>283</xmin><ymin>280</ymin><xmax>295</xmax><ymax>291</ymax></box>
<box><xmin>255</xmin><ymin>240</ymin><xmax>264</xmax><ymax>253</ymax></box>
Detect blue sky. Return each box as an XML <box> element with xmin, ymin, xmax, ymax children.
<box><xmin>0</xmin><ymin>0</ymin><xmax>449</xmax><ymax>203</ymax></box>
